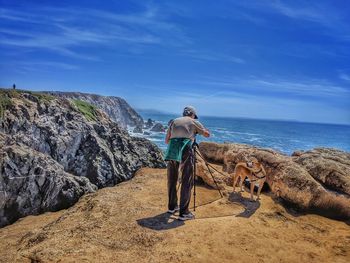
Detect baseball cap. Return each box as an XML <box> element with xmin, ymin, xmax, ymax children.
<box><xmin>183</xmin><ymin>106</ymin><xmax>198</xmax><ymax>119</ymax></box>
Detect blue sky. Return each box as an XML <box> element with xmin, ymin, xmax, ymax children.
<box><xmin>1</xmin><ymin>0</ymin><xmax>350</xmax><ymax>124</ymax></box>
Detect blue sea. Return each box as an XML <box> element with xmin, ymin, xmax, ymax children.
<box><xmin>130</xmin><ymin>112</ymin><xmax>350</xmax><ymax>155</ymax></box>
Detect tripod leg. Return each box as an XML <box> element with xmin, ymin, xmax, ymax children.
<box><xmin>193</xmin><ymin>148</ymin><xmax>196</xmax><ymax>212</ymax></box>
<box><xmin>194</xmin><ymin>148</ymin><xmax>224</xmax><ymax>198</ymax></box>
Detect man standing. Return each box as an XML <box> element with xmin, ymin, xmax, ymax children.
<box><xmin>164</xmin><ymin>106</ymin><xmax>210</xmax><ymax>221</ymax></box>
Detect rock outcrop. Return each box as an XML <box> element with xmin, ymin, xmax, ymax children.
<box><xmin>197</xmin><ymin>142</ymin><xmax>350</xmax><ymax>219</ymax></box>
<box><xmin>133</xmin><ymin>125</ymin><xmax>143</xmax><ymax>134</ymax></box>
<box><xmin>45</xmin><ymin>91</ymin><xmax>144</xmax><ymax>129</ymax></box>
<box><xmin>0</xmin><ymin>89</ymin><xmax>165</xmax><ymax>227</ymax></box>
<box><xmin>144</xmin><ymin>118</ymin><xmax>154</xmax><ymax>129</ymax></box>
<box><xmin>293</xmin><ymin>148</ymin><xmax>350</xmax><ymax>196</ymax></box>
<box><xmin>150</xmin><ymin>123</ymin><xmax>166</xmax><ymax>132</ymax></box>
<box><xmin>0</xmin><ymin>133</ymin><xmax>97</xmax><ymax>227</ymax></box>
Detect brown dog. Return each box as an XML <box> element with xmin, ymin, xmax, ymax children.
<box><xmin>232</xmin><ymin>157</ymin><xmax>267</xmax><ymax>201</ymax></box>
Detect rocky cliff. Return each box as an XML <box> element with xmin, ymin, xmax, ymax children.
<box><xmin>45</xmin><ymin>91</ymin><xmax>144</xmax><ymax>129</ymax></box>
<box><xmin>0</xmin><ymin>89</ymin><xmax>165</xmax><ymax>227</ymax></box>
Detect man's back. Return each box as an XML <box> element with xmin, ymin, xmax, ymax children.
<box><xmin>169</xmin><ymin>116</ymin><xmax>206</xmax><ymax>140</ymax></box>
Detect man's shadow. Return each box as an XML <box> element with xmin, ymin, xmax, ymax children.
<box><xmin>228</xmin><ymin>191</ymin><xmax>261</xmax><ymax>218</ymax></box>
<box><xmin>137</xmin><ymin>212</ymin><xmax>184</xmax><ymax>231</ymax></box>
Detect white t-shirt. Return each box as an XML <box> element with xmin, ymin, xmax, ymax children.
<box><xmin>167</xmin><ymin>116</ymin><xmax>206</xmax><ymax>140</ymax></box>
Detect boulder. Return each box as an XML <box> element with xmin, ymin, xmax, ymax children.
<box><xmin>293</xmin><ymin>148</ymin><xmax>350</xmax><ymax>196</ymax></box>
<box><xmin>144</xmin><ymin>118</ymin><xmax>154</xmax><ymax>129</ymax></box>
<box><xmin>150</xmin><ymin>123</ymin><xmax>166</xmax><ymax>132</ymax></box>
<box><xmin>133</xmin><ymin>125</ymin><xmax>143</xmax><ymax>134</ymax></box>
<box><xmin>197</xmin><ymin>142</ymin><xmax>350</xmax><ymax>219</ymax></box>
<box><xmin>196</xmin><ymin>158</ymin><xmax>227</xmax><ymax>190</ymax></box>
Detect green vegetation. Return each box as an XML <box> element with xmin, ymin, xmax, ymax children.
<box><xmin>0</xmin><ymin>88</ymin><xmax>55</xmax><ymax>119</ymax></box>
<box><xmin>0</xmin><ymin>90</ymin><xmax>13</xmax><ymax>119</ymax></box>
<box><xmin>17</xmin><ymin>89</ymin><xmax>54</xmax><ymax>103</ymax></box>
<box><xmin>73</xmin><ymin>99</ymin><xmax>98</xmax><ymax>122</ymax></box>
<box><xmin>30</xmin><ymin>91</ymin><xmax>54</xmax><ymax>103</ymax></box>
<box><xmin>0</xmin><ymin>88</ymin><xmax>54</xmax><ymax>102</ymax></box>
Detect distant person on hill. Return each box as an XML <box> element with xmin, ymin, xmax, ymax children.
<box><xmin>12</xmin><ymin>83</ymin><xmax>16</xmax><ymax>90</ymax></box>
<box><xmin>164</xmin><ymin>106</ymin><xmax>210</xmax><ymax>221</ymax></box>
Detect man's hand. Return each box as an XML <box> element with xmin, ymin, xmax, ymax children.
<box><xmin>203</xmin><ymin>129</ymin><xmax>210</xmax><ymax>138</ymax></box>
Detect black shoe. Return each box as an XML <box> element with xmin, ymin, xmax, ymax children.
<box><xmin>178</xmin><ymin>212</ymin><xmax>195</xmax><ymax>221</ymax></box>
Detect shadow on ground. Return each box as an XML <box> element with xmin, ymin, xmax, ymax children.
<box><xmin>137</xmin><ymin>212</ymin><xmax>184</xmax><ymax>231</ymax></box>
<box><xmin>228</xmin><ymin>192</ymin><xmax>260</xmax><ymax>218</ymax></box>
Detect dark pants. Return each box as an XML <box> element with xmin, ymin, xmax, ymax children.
<box><xmin>167</xmin><ymin>145</ymin><xmax>194</xmax><ymax>215</ymax></box>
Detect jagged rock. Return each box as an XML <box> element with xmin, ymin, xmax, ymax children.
<box><xmin>150</xmin><ymin>123</ymin><xmax>166</xmax><ymax>132</ymax></box>
<box><xmin>144</xmin><ymin>118</ymin><xmax>154</xmax><ymax>129</ymax></box>
<box><xmin>45</xmin><ymin>91</ymin><xmax>144</xmax><ymax>129</ymax></box>
<box><xmin>293</xmin><ymin>148</ymin><xmax>350</xmax><ymax>196</ymax></box>
<box><xmin>133</xmin><ymin>125</ymin><xmax>143</xmax><ymax>134</ymax></box>
<box><xmin>0</xmin><ymin>133</ymin><xmax>97</xmax><ymax>227</ymax></box>
<box><xmin>0</xmin><ymin>89</ymin><xmax>165</xmax><ymax>227</ymax></box>
<box><xmin>197</xmin><ymin>142</ymin><xmax>350</xmax><ymax>219</ymax></box>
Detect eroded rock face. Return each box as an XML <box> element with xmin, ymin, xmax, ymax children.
<box><xmin>0</xmin><ymin>133</ymin><xmax>97</xmax><ymax>227</ymax></box>
<box><xmin>1</xmin><ymin>92</ymin><xmax>165</xmax><ymax>187</ymax></box>
<box><xmin>293</xmin><ymin>148</ymin><xmax>350</xmax><ymax>196</ymax></box>
<box><xmin>45</xmin><ymin>91</ymin><xmax>144</xmax><ymax>129</ymax></box>
<box><xmin>0</xmin><ymin>90</ymin><xmax>165</xmax><ymax>227</ymax></box>
<box><xmin>197</xmin><ymin>142</ymin><xmax>350</xmax><ymax>219</ymax></box>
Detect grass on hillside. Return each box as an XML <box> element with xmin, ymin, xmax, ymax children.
<box><xmin>16</xmin><ymin>89</ymin><xmax>54</xmax><ymax>103</ymax></box>
<box><xmin>0</xmin><ymin>88</ymin><xmax>55</xmax><ymax>119</ymax></box>
<box><xmin>73</xmin><ymin>99</ymin><xmax>98</xmax><ymax>122</ymax></box>
<box><xmin>0</xmin><ymin>94</ymin><xmax>12</xmax><ymax>119</ymax></box>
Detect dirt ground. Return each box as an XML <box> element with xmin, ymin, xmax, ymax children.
<box><xmin>0</xmin><ymin>167</ymin><xmax>349</xmax><ymax>263</ymax></box>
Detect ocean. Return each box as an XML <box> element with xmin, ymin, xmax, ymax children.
<box><xmin>129</xmin><ymin>112</ymin><xmax>350</xmax><ymax>155</ymax></box>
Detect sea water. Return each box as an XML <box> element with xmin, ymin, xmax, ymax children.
<box><xmin>129</xmin><ymin>112</ymin><xmax>350</xmax><ymax>155</ymax></box>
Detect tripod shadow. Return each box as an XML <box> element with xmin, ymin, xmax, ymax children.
<box><xmin>137</xmin><ymin>212</ymin><xmax>184</xmax><ymax>231</ymax></box>
<box><xmin>228</xmin><ymin>192</ymin><xmax>260</xmax><ymax>218</ymax></box>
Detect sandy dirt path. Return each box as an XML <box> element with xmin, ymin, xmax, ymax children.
<box><xmin>0</xmin><ymin>167</ymin><xmax>349</xmax><ymax>263</ymax></box>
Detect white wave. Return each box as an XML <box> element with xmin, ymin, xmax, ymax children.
<box><xmin>148</xmin><ymin>138</ymin><xmax>163</xmax><ymax>142</ymax></box>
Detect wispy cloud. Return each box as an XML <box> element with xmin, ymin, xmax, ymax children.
<box><xmin>232</xmin><ymin>0</ymin><xmax>350</xmax><ymax>41</ymax></box>
<box><xmin>0</xmin><ymin>5</ymin><xmax>189</xmax><ymax>59</ymax></box>
<box><xmin>179</xmin><ymin>75</ymin><xmax>350</xmax><ymax>99</ymax></box>
<box><xmin>181</xmin><ymin>49</ymin><xmax>245</xmax><ymax>64</ymax></box>
<box><xmin>339</xmin><ymin>73</ymin><xmax>350</xmax><ymax>82</ymax></box>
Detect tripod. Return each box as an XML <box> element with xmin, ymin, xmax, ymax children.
<box><xmin>192</xmin><ymin>139</ymin><xmax>223</xmax><ymax>212</ymax></box>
